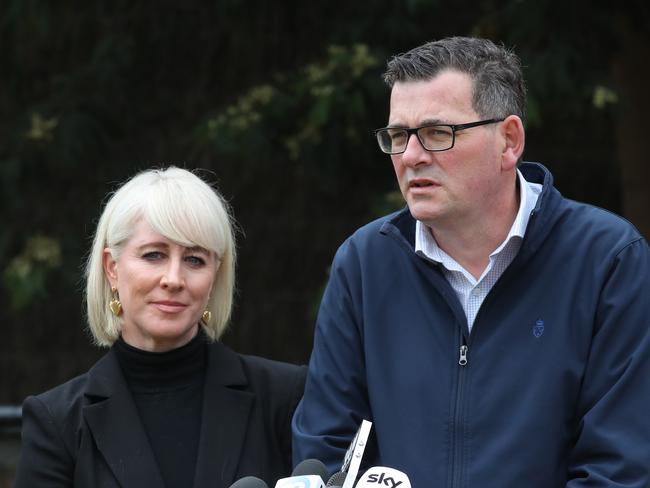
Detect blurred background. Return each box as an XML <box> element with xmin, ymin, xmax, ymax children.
<box><xmin>0</xmin><ymin>0</ymin><xmax>648</xmax><ymax>483</ymax></box>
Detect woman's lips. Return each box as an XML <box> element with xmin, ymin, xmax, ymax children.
<box><xmin>151</xmin><ymin>301</ymin><xmax>187</xmax><ymax>313</ymax></box>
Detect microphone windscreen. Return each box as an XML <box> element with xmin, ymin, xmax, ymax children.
<box><xmin>326</xmin><ymin>471</ymin><xmax>347</xmax><ymax>487</ymax></box>
<box><xmin>229</xmin><ymin>476</ymin><xmax>269</xmax><ymax>488</ymax></box>
<box><xmin>292</xmin><ymin>459</ymin><xmax>329</xmax><ymax>481</ymax></box>
<box><xmin>275</xmin><ymin>475</ymin><xmax>325</xmax><ymax>488</ymax></box>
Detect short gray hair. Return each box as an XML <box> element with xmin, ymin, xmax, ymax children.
<box><xmin>85</xmin><ymin>167</ymin><xmax>236</xmax><ymax>346</ymax></box>
<box><xmin>383</xmin><ymin>37</ymin><xmax>526</xmax><ymax>123</ymax></box>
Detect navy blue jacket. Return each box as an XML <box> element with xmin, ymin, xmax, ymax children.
<box><xmin>292</xmin><ymin>163</ymin><xmax>650</xmax><ymax>487</ymax></box>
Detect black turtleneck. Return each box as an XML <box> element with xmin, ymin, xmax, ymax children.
<box><xmin>114</xmin><ymin>329</ymin><xmax>207</xmax><ymax>488</ymax></box>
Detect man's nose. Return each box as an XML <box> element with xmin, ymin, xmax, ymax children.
<box><xmin>400</xmin><ymin>133</ymin><xmax>430</xmax><ymax>167</ymax></box>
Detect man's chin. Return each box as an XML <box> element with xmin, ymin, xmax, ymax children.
<box><xmin>408</xmin><ymin>202</ymin><xmax>442</xmax><ymax>225</ymax></box>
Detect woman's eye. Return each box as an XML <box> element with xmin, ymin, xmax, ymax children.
<box><xmin>142</xmin><ymin>251</ymin><xmax>164</xmax><ymax>261</ymax></box>
<box><xmin>185</xmin><ymin>255</ymin><xmax>206</xmax><ymax>267</ymax></box>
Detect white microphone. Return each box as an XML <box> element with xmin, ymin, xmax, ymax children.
<box><xmin>274</xmin><ymin>475</ymin><xmax>325</xmax><ymax>488</ymax></box>
<box><xmin>355</xmin><ymin>467</ymin><xmax>411</xmax><ymax>488</ymax></box>
<box><xmin>274</xmin><ymin>459</ymin><xmax>328</xmax><ymax>488</ymax></box>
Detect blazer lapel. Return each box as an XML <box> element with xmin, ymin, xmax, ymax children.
<box><xmin>194</xmin><ymin>342</ymin><xmax>254</xmax><ymax>488</ymax></box>
<box><xmin>82</xmin><ymin>350</ymin><xmax>166</xmax><ymax>488</ymax></box>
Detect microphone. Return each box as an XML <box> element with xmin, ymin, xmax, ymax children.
<box><xmin>325</xmin><ymin>470</ymin><xmax>347</xmax><ymax>487</ymax></box>
<box><xmin>229</xmin><ymin>476</ymin><xmax>269</xmax><ymax>488</ymax></box>
<box><xmin>291</xmin><ymin>459</ymin><xmax>329</xmax><ymax>481</ymax></box>
<box><xmin>274</xmin><ymin>459</ymin><xmax>328</xmax><ymax>488</ymax></box>
<box><xmin>355</xmin><ymin>467</ymin><xmax>411</xmax><ymax>488</ymax></box>
<box><xmin>274</xmin><ymin>475</ymin><xmax>325</xmax><ymax>488</ymax></box>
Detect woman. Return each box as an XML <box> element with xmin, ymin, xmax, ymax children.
<box><xmin>14</xmin><ymin>167</ymin><xmax>306</xmax><ymax>488</ymax></box>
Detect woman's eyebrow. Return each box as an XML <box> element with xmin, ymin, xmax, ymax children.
<box><xmin>186</xmin><ymin>246</ymin><xmax>209</xmax><ymax>254</ymax></box>
<box><xmin>135</xmin><ymin>241</ymin><xmax>169</xmax><ymax>251</ymax></box>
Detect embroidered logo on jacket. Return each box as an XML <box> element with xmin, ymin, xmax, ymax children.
<box><xmin>532</xmin><ymin>319</ymin><xmax>545</xmax><ymax>338</ymax></box>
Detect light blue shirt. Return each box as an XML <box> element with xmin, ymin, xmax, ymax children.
<box><xmin>415</xmin><ymin>170</ymin><xmax>542</xmax><ymax>332</ymax></box>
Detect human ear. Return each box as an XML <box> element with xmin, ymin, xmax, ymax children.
<box><xmin>500</xmin><ymin>115</ymin><xmax>525</xmax><ymax>171</ymax></box>
<box><xmin>103</xmin><ymin>248</ymin><xmax>119</xmax><ymax>287</ymax></box>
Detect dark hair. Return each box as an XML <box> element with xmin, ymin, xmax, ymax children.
<box><xmin>383</xmin><ymin>37</ymin><xmax>526</xmax><ymax>123</ymax></box>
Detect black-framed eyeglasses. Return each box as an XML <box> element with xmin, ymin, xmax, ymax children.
<box><xmin>374</xmin><ymin>118</ymin><xmax>504</xmax><ymax>155</ymax></box>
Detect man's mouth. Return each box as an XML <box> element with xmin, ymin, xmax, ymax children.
<box><xmin>409</xmin><ymin>178</ymin><xmax>438</xmax><ymax>188</ymax></box>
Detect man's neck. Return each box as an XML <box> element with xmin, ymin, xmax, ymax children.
<box><xmin>428</xmin><ymin>178</ymin><xmax>520</xmax><ymax>280</ymax></box>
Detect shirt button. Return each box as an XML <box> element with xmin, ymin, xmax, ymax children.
<box><xmin>472</xmin><ymin>288</ymin><xmax>481</xmax><ymax>297</ymax></box>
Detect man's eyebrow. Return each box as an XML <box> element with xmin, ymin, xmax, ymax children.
<box><xmin>386</xmin><ymin>118</ymin><xmax>446</xmax><ymax>128</ymax></box>
<box><xmin>419</xmin><ymin>118</ymin><xmax>447</xmax><ymax>125</ymax></box>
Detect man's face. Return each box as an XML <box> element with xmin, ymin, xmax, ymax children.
<box><xmin>389</xmin><ymin>70</ymin><xmax>506</xmax><ymax>229</ymax></box>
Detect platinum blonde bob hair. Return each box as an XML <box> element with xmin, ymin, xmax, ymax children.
<box><xmin>85</xmin><ymin>167</ymin><xmax>236</xmax><ymax>346</ymax></box>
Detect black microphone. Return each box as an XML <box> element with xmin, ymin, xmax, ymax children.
<box><xmin>291</xmin><ymin>458</ymin><xmax>329</xmax><ymax>482</ymax></box>
<box><xmin>326</xmin><ymin>470</ymin><xmax>347</xmax><ymax>487</ymax></box>
<box><xmin>275</xmin><ymin>458</ymin><xmax>328</xmax><ymax>488</ymax></box>
<box><xmin>228</xmin><ymin>476</ymin><xmax>269</xmax><ymax>488</ymax></box>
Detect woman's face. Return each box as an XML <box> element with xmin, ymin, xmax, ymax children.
<box><xmin>103</xmin><ymin>219</ymin><xmax>218</xmax><ymax>352</ymax></box>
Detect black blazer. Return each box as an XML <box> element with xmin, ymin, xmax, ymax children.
<box><xmin>13</xmin><ymin>341</ymin><xmax>307</xmax><ymax>488</ymax></box>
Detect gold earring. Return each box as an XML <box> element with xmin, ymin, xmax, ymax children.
<box><xmin>109</xmin><ymin>286</ymin><xmax>122</xmax><ymax>316</ymax></box>
<box><xmin>201</xmin><ymin>310</ymin><xmax>212</xmax><ymax>325</ymax></box>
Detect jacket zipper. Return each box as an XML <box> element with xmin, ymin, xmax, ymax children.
<box><xmin>449</xmin><ymin>334</ymin><xmax>469</xmax><ymax>488</ymax></box>
<box><xmin>459</xmin><ymin>344</ymin><xmax>468</xmax><ymax>366</ymax></box>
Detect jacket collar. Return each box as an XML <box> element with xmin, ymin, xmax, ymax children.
<box><xmin>381</xmin><ymin>162</ymin><xmax>562</xmax><ymax>256</ymax></box>
<box><xmin>510</xmin><ymin>162</ymin><xmax>563</xmax><ymax>263</ymax></box>
<box><xmin>83</xmin><ymin>340</ymin><xmax>253</xmax><ymax>488</ymax></box>
<box><xmin>193</xmin><ymin>341</ymin><xmax>254</xmax><ymax>488</ymax></box>
<box><xmin>83</xmin><ymin>350</ymin><xmax>166</xmax><ymax>487</ymax></box>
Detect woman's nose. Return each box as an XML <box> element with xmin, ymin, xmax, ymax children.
<box><xmin>160</xmin><ymin>258</ymin><xmax>184</xmax><ymax>289</ymax></box>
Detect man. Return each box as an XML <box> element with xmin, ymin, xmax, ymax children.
<box><xmin>292</xmin><ymin>37</ymin><xmax>650</xmax><ymax>487</ymax></box>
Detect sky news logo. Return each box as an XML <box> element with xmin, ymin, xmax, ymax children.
<box><xmin>357</xmin><ymin>467</ymin><xmax>411</xmax><ymax>488</ymax></box>
<box><xmin>365</xmin><ymin>473</ymin><xmax>403</xmax><ymax>487</ymax></box>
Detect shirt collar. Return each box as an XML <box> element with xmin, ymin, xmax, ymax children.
<box><xmin>415</xmin><ymin>169</ymin><xmax>542</xmax><ymax>263</ymax></box>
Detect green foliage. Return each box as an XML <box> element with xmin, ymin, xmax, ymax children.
<box><xmin>0</xmin><ymin>0</ymin><xmax>645</xmax><ymax>402</ymax></box>
<box><xmin>25</xmin><ymin>113</ymin><xmax>59</xmax><ymax>142</ymax></box>
<box><xmin>472</xmin><ymin>0</ymin><xmax>646</xmax><ymax>125</ymax></box>
<box><xmin>592</xmin><ymin>86</ymin><xmax>619</xmax><ymax>109</ymax></box>
<box><xmin>196</xmin><ymin>44</ymin><xmax>380</xmax><ymax>164</ymax></box>
<box><xmin>3</xmin><ymin>235</ymin><xmax>62</xmax><ymax>310</ymax></box>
